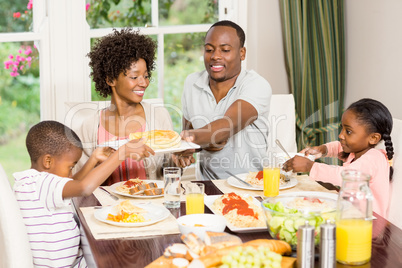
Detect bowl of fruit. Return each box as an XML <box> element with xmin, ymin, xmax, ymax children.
<box><xmin>261</xmin><ymin>191</ymin><xmax>337</xmax><ymax>249</ymax></box>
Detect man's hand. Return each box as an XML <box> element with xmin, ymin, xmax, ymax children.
<box><xmin>172</xmin><ymin>149</ymin><xmax>196</xmax><ymax>168</ymax></box>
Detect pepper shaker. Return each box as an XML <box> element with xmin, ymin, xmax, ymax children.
<box><xmin>319</xmin><ymin>220</ymin><xmax>336</xmax><ymax>268</ymax></box>
<box><xmin>297</xmin><ymin>221</ymin><xmax>315</xmax><ymax>268</ymax></box>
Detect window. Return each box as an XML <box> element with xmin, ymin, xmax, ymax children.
<box><xmin>0</xmin><ymin>0</ymin><xmax>244</xmax><ymax>178</ymax></box>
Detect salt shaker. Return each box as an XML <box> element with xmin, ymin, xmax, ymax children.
<box><xmin>319</xmin><ymin>220</ymin><xmax>336</xmax><ymax>268</ymax></box>
<box><xmin>297</xmin><ymin>221</ymin><xmax>315</xmax><ymax>268</ymax></box>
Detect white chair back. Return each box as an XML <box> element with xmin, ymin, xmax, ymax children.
<box><xmin>0</xmin><ymin>164</ymin><xmax>34</xmax><ymax>268</ymax></box>
<box><xmin>266</xmin><ymin>94</ymin><xmax>298</xmax><ymax>154</ymax></box>
<box><xmin>387</xmin><ymin>118</ymin><xmax>402</xmax><ymax>229</ymax></box>
<box><xmin>64</xmin><ymin>98</ymin><xmax>164</xmax><ymax>131</ymax></box>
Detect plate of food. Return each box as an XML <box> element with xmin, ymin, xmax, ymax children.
<box><xmin>109</xmin><ymin>179</ymin><xmax>164</xmax><ymax>198</ymax></box>
<box><xmin>226</xmin><ymin>171</ymin><xmax>298</xmax><ymax>191</ymax></box>
<box><xmin>204</xmin><ymin>192</ymin><xmax>267</xmax><ymax>233</ymax></box>
<box><xmin>98</xmin><ymin>130</ymin><xmax>200</xmax><ymax>153</ymax></box>
<box><xmin>94</xmin><ymin>200</ymin><xmax>170</xmax><ymax>227</ymax></box>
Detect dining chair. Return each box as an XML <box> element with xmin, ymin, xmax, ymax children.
<box><xmin>387</xmin><ymin>118</ymin><xmax>402</xmax><ymax>229</ymax></box>
<box><xmin>266</xmin><ymin>94</ymin><xmax>298</xmax><ymax>154</ymax></box>
<box><xmin>0</xmin><ymin>163</ymin><xmax>34</xmax><ymax>268</ymax></box>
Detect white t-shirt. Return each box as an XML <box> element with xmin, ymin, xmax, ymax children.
<box><xmin>182</xmin><ymin>69</ymin><xmax>272</xmax><ymax>180</ymax></box>
<box><xmin>13</xmin><ymin>169</ymin><xmax>87</xmax><ymax>268</ymax></box>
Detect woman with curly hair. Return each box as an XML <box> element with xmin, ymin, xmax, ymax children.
<box><xmin>74</xmin><ymin>28</ymin><xmax>193</xmax><ymax>185</ymax></box>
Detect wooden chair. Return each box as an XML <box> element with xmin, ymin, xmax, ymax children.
<box><xmin>0</xmin><ymin>163</ymin><xmax>34</xmax><ymax>268</ymax></box>
<box><xmin>387</xmin><ymin>118</ymin><xmax>402</xmax><ymax>229</ymax></box>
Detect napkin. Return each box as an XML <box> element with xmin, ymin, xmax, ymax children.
<box><xmin>80</xmin><ymin>206</ymin><xmax>180</xmax><ymax>240</ymax></box>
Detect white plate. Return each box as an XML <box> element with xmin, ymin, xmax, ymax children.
<box><xmin>98</xmin><ymin>139</ymin><xmax>200</xmax><ymax>154</ymax></box>
<box><xmin>226</xmin><ymin>173</ymin><xmax>298</xmax><ymax>191</ymax></box>
<box><xmin>204</xmin><ymin>194</ymin><xmax>267</xmax><ymax>233</ymax></box>
<box><xmin>109</xmin><ymin>180</ymin><xmax>164</xmax><ymax>198</ymax></box>
<box><xmin>94</xmin><ymin>202</ymin><xmax>170</xmax><ymax>227</ymax></box>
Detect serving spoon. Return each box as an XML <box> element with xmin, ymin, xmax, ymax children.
<box><xmin>275</xmin><ymin>139</ymin><xmax>292</xmax><ymax>159</ymax></box>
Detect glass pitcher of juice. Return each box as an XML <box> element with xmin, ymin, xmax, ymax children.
<box><xmin>336</xmin><ymin>169</ymin><xmax>373</xmax><ymax>265</ymax></box>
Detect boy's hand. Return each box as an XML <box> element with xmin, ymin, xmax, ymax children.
<box><xmin>121</xmin><ymin>138</ymin><xmax>155</xmax><ymax>160</ymax></box>
<box><xmin>93</xmin><ymin>147</ymin><xmax>115</xmax><ymax>164</ymax></box>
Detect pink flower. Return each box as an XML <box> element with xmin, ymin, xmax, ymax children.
<box><xmin>86</xmin><ymin>3</ymin><xmax>90</xmax><ymax>11</ymax></box>
<box><xmin>20</xmin><ymin>66</ymin><xmax>24</xmax><ymax>70</ymax></box>
<box><xmin>8</xmin><ymin>55</ymin><xmax>14</xmax><ymax>59</ymax></box>
<box><xmin>26</xmin><ymin>57</ymin><xmax>32</xmax><ymax>62</ymax></box>
<box><xmin>24</xmin><ymin>47</ymin><xmax>32</xmax><ymax>55</ymax></box>
<box><xmin>10</xmin><ymin>72</ymin><xmax>19</xmax><ymax>77</ymax></box>
<box><xmin>18</xmin><ymin>49</ymin><xmax>22</xmax><ymax>54</ymax></box>
<box><xmin>27</xmin><ymin>0</ymin><xmax>33</xmax><ymax>10</ymax></box>
<box><xmin>13</xmin><ymin>12</ymin><xmax>21</xmax><ymax>18</ymax></box>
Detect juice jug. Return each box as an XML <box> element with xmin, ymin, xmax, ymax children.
<box><xmin>336</xmin><ymin>169</ymin><xmax>373</xmax><ymax>265</ymax></box>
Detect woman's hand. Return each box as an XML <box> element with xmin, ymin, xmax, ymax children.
<box><xmin>283</xmin><ymin>155</ymin><xmax>314</xmax><ymax>173</ymax></box>
<box><xmin>300</xmin><ymin>145</ymin><xmax>327</xmax><ymax>159</ymax></box>
<box><xmin>172</xmin><ymin>149</ymin><xmax>196</xmax><ymax>168</ymax></box>
<box><xmin>121</xmin><ymin>138</ymin><xmax>155</xmax><ymax>160</ymax></box>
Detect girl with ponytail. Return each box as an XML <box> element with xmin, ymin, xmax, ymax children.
<box><xmin>283</xmin><ymin>98</ymin><xmax>394</xmax><ymax>218</ymax></box>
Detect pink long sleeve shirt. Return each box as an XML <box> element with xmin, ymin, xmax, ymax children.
<box><xmin>309</xmin><ymin>141</ymin><xmax>390</xmax><ymax>218</ymax></box>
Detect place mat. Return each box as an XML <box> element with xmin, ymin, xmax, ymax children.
<box><xmin>93</xmin><ymin>181</ymin><xmax>195</xmax><ymax>206</ymax></box>
<box><xmin>212</xmin><ymin>175</ymin><xmax>337</xmax><ymax>197</ymax></box>
<box><xmin>80</xmin><ymin>206</ymin><xmax>180</xmax><ymax>240</ymax></box>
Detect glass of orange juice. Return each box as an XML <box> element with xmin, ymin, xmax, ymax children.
<box><xmin>185</xmin><ymin>183</ymin><xmax>205</xmax><ymax>214</ymax></box>
<box><xmin>262</xmin><ymin>157</ymin><xmax>280</xmax><ymax>197</ymax></box>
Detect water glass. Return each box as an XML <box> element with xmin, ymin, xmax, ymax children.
<box><xmin>262</xmin><ymin>156</ymin><xmax>281</xmax><ymax>197</ymax></box>
<box><xmin>185</xmin><ymin>183</ymin><xmax>205</xmax><ymax>214</ymax></box>
<box><xmin>163</xmin><ymin>167</ymin><xmax>182</xmax><ymax>208</ymax></box>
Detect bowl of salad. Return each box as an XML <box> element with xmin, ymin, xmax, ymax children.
<box><xmin>261</xmin><ymin>191</ymin><xmax>337</xmax><ymax>249</ymax></box>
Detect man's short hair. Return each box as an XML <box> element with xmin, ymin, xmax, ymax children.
<box><xmin>209</xmin><ymin>20</ymin><xmax>246</xmax><ymax>47</ymax></box>
<box><xmin>26</xmin><ymin>120</ymin><xmax>82</xmax><ymax>162</ymax></box>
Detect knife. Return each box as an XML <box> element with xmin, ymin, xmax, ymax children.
<box><xmin>225</xmin><ymin>171</ymin><xmax>257</xmax><ymax>188</ymax></box>
<box><xmin>98</xmin><ymin>186</ymin><xmax>119</xmax><ymax>201</ymax></box>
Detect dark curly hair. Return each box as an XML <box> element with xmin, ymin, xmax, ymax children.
<box><xmin>341</xmin><ymin>98</ymin><xmax>394</xmax><ymax>181</ymax></box>
<box><xmin>26</xmin><ymin>121</ymin><xmax>82</xmax><ymax>163</ymax></box>
<box><xmin>87</xmin><ymin>28</ymin><xmax>157</xmax><ymax>98</ymax></box>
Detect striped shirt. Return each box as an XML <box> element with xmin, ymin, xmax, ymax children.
<box><xmin>13</xmin><ymin>169</ymin><xmax>87</xmax><ymax>268</ymax></box>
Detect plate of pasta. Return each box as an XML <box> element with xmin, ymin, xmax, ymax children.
<box><xmin>226</xmin><ymin>171</ymin><xmax>298</xmax><ymax>191</ymax></box>
<box><xmin>94</xmin><ymin>200</ymin><xmax>170</xmax><ymax>227</ymax></box>
<box><xmin>204</xmin><ymin>193</ymin><xmax>267</xmax><ymax>233</ymax></box>
<box><xmin>109</xmin><ymin>179</ymin><xmax>164</xmax><ymax>198</ymax></box>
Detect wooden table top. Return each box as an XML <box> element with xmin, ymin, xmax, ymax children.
<box><xmin>72</xmin><ymin>180</ymin><xmax>402</xmax><ymax>268</ymax></box>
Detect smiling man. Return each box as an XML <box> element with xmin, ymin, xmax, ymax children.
<box><xmin>181</xmin><ymin>20</ymin><xmax>272</xmax><ymax>180</ymax></box>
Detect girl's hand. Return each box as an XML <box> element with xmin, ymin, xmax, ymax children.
<box><xmin>300</xmin><ymin>145</ymin><xmax>327</xmax><ymax>159</ymax></box>
<box><xmin>93</xmin><ymin>147</ymin><xmax>115</xmax><ymax>164</ymax></box>
<box><xmin>120</xmin><ymin>138</ymin><xmax>155</xmax><ymax>160</ymax></box>
<box><xmin>283</xmin><ymin>155</ymin><xmax>314</xmax><ymax>173</ymax></box>
<box><xmin>172</xmin><ymin>149</ymin><xmax>196</xmax><ymax>168</ymax></box>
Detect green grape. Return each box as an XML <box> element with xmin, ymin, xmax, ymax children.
<box><xmin>220</xmin><ymin>246</ymin><xmax>282</xmax><ymax>268</ymax></box>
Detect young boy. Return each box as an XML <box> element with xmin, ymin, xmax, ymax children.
<box><xmin>13</xmin><ymin>120</ymin><xmax>154</xmax><ymax>267</ymax></box>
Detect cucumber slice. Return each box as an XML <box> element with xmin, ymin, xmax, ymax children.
<box><xmin>270</xmin><ymin>216</ymin><xmax>285</xmax><ymax>229</ymax></box>
<box><xmin>284</xmin><ymin>219</ymin><xmax>295</xmax><ymax>233</ymax></box>
<box><xmin>294</xmin><ymin>218</ymin><xmax>306</xmax><ymax>230</ymax></box>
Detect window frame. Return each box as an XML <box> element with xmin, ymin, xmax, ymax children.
<box><xmin>0</xmin><ymin>0</ymin><xmax>246</xmax><ymax>122</ymax></box>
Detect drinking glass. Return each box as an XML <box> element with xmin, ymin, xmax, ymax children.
<box><xmin>262</xmin><ymin>156</ymin><xmax>280</xmax><ymax>197</ymax></box>
<box><xmin>336</xmin><ymin>170</ymin><xmax>373</xmax><ymax>265</ymax></box>
<box><xmin>163</xmin><ymin>167</ymin><xmax>182</xmax><ymax>208</ymax></box>
<box><xmin>185</xmin><ymin>183</ymin><xmax>205</xmax><ymax>214</ymax></box>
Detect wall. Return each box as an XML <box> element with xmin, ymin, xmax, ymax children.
<box><xmin>344</xmin><ymin>0</ymin><xmax>402</xmax><ymax>119</ymax></box>
<box><xmin>247</xmin><ymin>0</ymin><xmax>402</xmax><ymax>120</ymax></box>
<box><xmin>246</xmin><ymin>0</ymin><xmax>289</xmax><ymax>95</ymax></box>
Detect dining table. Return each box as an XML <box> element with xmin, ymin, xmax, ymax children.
<box><xmin>72</xmin><ymin>176</ymin><xmax>402</xmax><ymax>268</ymax></box>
